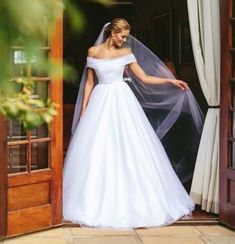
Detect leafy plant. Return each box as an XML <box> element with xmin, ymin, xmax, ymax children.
<box><xmin>0</xmin><ymin>0</ymin><xmax>111</xmax><ymax>130</ymax></box>
<box><xmin>0</xmin><ymin>77</ymin><xmax>58</xmax><ymax>130</ymax></box>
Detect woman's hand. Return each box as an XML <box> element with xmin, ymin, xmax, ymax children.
<box><xmin>129</xmin><ymin>62</ymin><xmax>189</xmax><ymax>89</ymax></box>
<box><xmin>171</xmin><ymin>79</ymin><xmax>189</xmax><ymax>90</ymax></box>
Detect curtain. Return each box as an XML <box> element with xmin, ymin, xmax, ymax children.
<box><xmin>187</xmin><ymin>0</ymin><xmax>220</xmax><ymax>213</ymax></box>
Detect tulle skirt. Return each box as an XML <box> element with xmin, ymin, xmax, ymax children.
<box><xmin>63</xmin><ymin>81</ymin><xmax>194</xmax><ymax>229</ymax></box>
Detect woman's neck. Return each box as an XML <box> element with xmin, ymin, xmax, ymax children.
<box><xmin>104</xmin><ymin>37</ymin><xmax>118</xmax><ymax>50</ymax></box>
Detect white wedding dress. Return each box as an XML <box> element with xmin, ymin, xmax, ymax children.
<box><xmin>63</xmin><ymin>53</ymin><xmax>195</xmax><ymax>229</ymax></box>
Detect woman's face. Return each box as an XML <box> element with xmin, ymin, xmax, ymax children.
<box><xmin>112</xmin><ymin>29</ymin><xmax>130</xmax><ymax>47</ymax></box>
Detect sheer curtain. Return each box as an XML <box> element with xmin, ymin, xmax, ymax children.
<box><xmin>187</xmin><ymin>0</ymin><xmax>220</xmax><ymax>213</ymax></box>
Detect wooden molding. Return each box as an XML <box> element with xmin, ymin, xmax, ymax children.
<box><xmin>49</xmin><ymin>7</ymin><xmax>63</xmax><ymax>225</ymax></box>
<box><xmin>0</xmin><ymin>115</ymin><xmax>8</xmax><ymax>236</ymax></box>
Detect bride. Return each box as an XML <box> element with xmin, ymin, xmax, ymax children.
<box><xmin>63</xmin><ymin>18</ymin><xmax>204</xmax><ymax>229</ymax></box>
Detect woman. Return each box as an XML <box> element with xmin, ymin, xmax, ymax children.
<box><xmin>63</xmin><ymin>18</ymin><xmax>203</xmax><ymax>229</ymax></box>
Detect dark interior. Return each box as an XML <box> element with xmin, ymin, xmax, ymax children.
<box><xmin>63</xmin><ymin>0</ymin><xmax>208</xmax><ymax>192</ymax></box>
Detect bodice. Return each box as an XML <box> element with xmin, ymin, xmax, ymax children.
<box><xmin>86</xmin><ymin>54</ymin><xmax>136</xmax><ymax>85</ymax></box>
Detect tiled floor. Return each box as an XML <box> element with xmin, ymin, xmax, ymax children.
<box><xmin>1</xmin><ymin>225</ymin><xmax>235</xmax><ymax>244</ymax></box>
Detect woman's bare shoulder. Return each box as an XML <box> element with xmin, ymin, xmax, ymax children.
<box><xmin>120</xmin><ymin>47</ymin><xmax>132</xmax><ymax>55</ymax></box>
<box><xmin>87</xmin><ymin>46</ymin><xmax>100</xmax><ymax>57</ymax></box>
<box><xmin>89</xmin><ymin>43</ymin><xmax>106</xmax><ymax>54</ymax></box>
<box><xmin>87</xmin><ymin>45</ymin><xmax>132</xmax><ymax>58</ymax></box>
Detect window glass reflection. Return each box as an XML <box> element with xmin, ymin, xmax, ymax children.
<box><xmin>31</xmin><ymin>142</ymin><xmax>49</xmax><ymax>170</ymax></box>
<box><xmin>233</xmin><ymin>0</ymin><xmax>235</xmax><ymax>18</ymax></box>
<box><xmin>33</xmin><ymin>82</ymin><xmax>48</xmax><ymax>103</ymax></box>
<box><xmin>8</xmin><ymin>144</ymin><xmax>27</xmax><ymax>174</ymax></box>
<box><xmin>232</xmin><ymin>55</ymin><xmax>235</xmax><ymax>79</ymax></box>
<box><xmin>233</xmin><ymin>24</ymin><xmax>235</xmax><ymax>48</ymax></box>
<box><xmin>232</xmin><ymin>142</ymin><xmax>235</xmax><ymax>169</ymax></box>
<box><xmin>31</xmin><ymin>123</ymin><xmax>49</xmax><ymax>139</ymax></box>
<box><xmin>7</xmin><ymin>120</ymin><xmax>27</xmax><ymax>141</ymax></box>
<box><xmin>31</xmin><ymin>51</ymin><xmax>48</xmax><ymax>77</ymax></box>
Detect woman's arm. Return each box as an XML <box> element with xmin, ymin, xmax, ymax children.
<box><xmin>128</xmin><ymin>62</ymin><xmax>189</xmax><ymax>90</ymax></box>
<box><xmin>80</xmin><ymin>68</ymin><xmax>95</xmax><ymax>118</ymax></box>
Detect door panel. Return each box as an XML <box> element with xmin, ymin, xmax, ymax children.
<box><xmin>7</xmin><ymin>204</ymin><xmax>52</xmax><ymax>236</ymax></box>
<box><xmin>0</xmin><ymin>1</ymin><xmax>63</xmax><ymax>237</ymax></box>
<box><xmin>220</xmin><ymin>0</ymin><xmax>235</xmax><ymax>229</ymax></box>
<box><xmin>8</xmin><ymin>182</ymin><xmax>50</xmax><ymax>210</ymax></box>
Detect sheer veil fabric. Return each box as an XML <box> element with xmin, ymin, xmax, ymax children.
<box><xmin>71</xmin><ymin>23</ymin><xmax>204</xmax><ymax>184</ymax></box>
<box><xmin>63</xmin><ymin>22</ymin><xmax>203</xmax><ymax>229</ymax></box>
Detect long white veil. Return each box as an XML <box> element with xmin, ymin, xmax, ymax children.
<box><xmin>71</xmin><ymin>23</ymin><xmax>205</xmax><ymax>185</ymax></box>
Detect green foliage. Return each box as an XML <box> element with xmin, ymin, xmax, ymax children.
<box><xmin>0</xmin><ymin>0</ymin><xmax>64</xmax><ymax>130</ymax></box>
<box><xmin>0</xmin><ymin>0</ymin><xmax>112</xmax><ymax>130</ymax></box>
<box><xmin>64</xmin><ymin>0</ymin><xmax>85</xmax><ymax>32</ymax></box>
<box><xmin>0</xmin><ymin>77</ymin><xmax>58</xmax><ymax>130</ymax></box>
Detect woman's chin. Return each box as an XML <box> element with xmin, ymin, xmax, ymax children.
<box><xmin>117</xmin><ymin>42</ymin><xmax>123</xmax><ymax>48</ymax></box>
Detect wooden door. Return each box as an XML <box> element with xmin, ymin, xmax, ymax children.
<box><xmin>0</xmin><ymin>7</ymin><xmax>63</xmax><ymax>237</ymax></box>
<box><xmin>220</xmin><ymin>0</ymin><xmax>235</xmax><ymax>229</ymax></box>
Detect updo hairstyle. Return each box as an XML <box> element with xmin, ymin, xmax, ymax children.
<box><xmin>103</xmin><ymin>18</ymin><xmax>131</xmax><ymax>40</ymax></box>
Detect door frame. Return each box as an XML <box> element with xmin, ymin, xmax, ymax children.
<box><xmin>220</xmin><ymin>0</ymin><xmax>235</xmax><ymax>229</ymax></box>
<box><xmin>0</xmin><ymin>5</ymin><xmax>63</xmax><ymax>237</ymax></box>
<box><xmin>48</xmin><ymin>9</ymin><xmax>63</xmax><ymax>227</ymax></box>
<box><xmin>0</xmin><ymin>115</ymin><xmax>8</xmax><ymax>237</ymax></box>
<box><xmin>1</xmin><ymin>0</ymin><xmax>235</xmax><ymax>237</ymax></box>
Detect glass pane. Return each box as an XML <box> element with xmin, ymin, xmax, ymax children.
<box><xmin>32</xmin><ymin>81</ymin><xmax>49</xmax><ymax>103</ymax></box>
<box><xmin>233</xmin><ymin>23</ymin><xmax>235</xmax><ymax>48</ymax></box>
<box><xmin>11</xmin><ymin>50</ymin><xmax>49</xmax><ymax>77</ymax></box>
<box><xmin>31</xmin><ymin>142</ymin><xmax>49</xmax><ymax>170</ymax></box>
<box><xmin>31</xmin><ymin>51</ymin><xmax>49</xmax><ymax>77</ymax></box>
<box><xmin>232</xmin><ymin>54</ymin><xmax>235</xmax><ymax>78</ymax></box>
<box><xmin>233</xmin><ymin>113</ymin><xmax>235</xmax><ymax>138</ymax></box>
<box><xmin>232</xmin><ymin>84</ymin><xmax>235</xmax><ymax>110</ymax></box>
<box><xmin>7</xmin><ymin>120</ymin><xmax>27</xmax><ymax>141</ymax></box>
<box><xmin>12</xmin><ymin>50</ymin><xmax>27</xmax><ymax>77</ymax></box>
<box><xmin>36</xmin><ymin>16</ymin><xmax>49</xmax><ymax>47</ymax></box>
<box><xmin>31</xmin><ymin>123</ymin><xmax>49</xmax><ymax>139</ymax></box>
<box><xmin>8</xmin><ymin>144</ymin><xmax>27</xmax><ymax>174</ymax></box>
<box><xmin>232</xmin><ymin>142</ymin><xmax>235</xmax><ymax>169</ymax></box>
<box><xmin>233</xmin><ymin>0</ymin><xmax>235</xmax><ymax>18</ymax></box>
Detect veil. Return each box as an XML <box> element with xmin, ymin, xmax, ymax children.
<box><xmin>71</xmin><ymin>23</ymin><xmax>205</xmax><ymax>185</ymax></box>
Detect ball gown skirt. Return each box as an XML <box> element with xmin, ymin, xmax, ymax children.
<box><xmin>63</xmin><ymin>54</ymin><xmax>194</xmax><ymax>229</ymax></box>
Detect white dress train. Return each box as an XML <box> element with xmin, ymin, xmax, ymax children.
<box><xmin>63</xmin><ymin>54</ymin><xmax>194</xmax><ymax>229</ymax></box>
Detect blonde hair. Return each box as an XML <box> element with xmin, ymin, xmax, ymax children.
<box><xmin>103</xmin><ymin>18</ymin><xmax>131</xmax><ymax>40</ymax></box>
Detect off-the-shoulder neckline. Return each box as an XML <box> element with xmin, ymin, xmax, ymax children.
<box><xmin>87</xmin><ymin>53</ymin><xmax>134</xmax><ymax>61</ymax></box>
